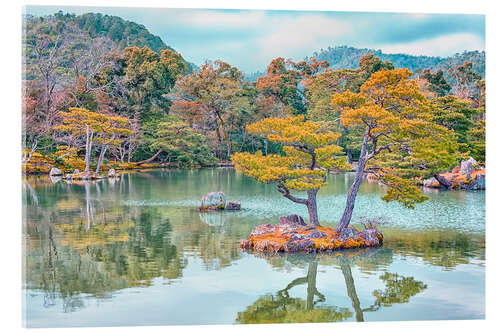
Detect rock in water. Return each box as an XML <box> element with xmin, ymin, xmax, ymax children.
<box><xmin>108</xmin><ymin>168</ymin><xmax>116</xmax><ymax>177</ymax></box>
<box><xmin>49</xmin><ymin>167</ymin><xmax>62</xmax><ymax>177</ymax></box>
<box><xmin>200</xmin><ymin>192</ymin><xmax>226</xmax><ymax>210</ymax></box>
<box><xmin>279</xmin><ymin>214</ymin><xmax>306</xmax><ymax>227</ymax></box>
<box><xmin>460</xmin><ymin>157</ymin><xmax>478</xmax><ymax>175</ymax></box>
<box><xmin>225</xmin><ymin>201</ymin><xmax>241</xmax><ymax>210</ymax></box>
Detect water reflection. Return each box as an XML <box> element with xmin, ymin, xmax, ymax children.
<box><xmin>239</xmin><ymin>249</ymin><xmax>427</xmax><ymax>323</ymax></box>
<box><xmin>22</xmin><ymin>170</ymin><xmax>485</xmax><ymax>325</ymax></box>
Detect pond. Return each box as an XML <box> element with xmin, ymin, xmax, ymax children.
<box><xmin>22</xmin><ymin>169</ymin><xmax>485</xmax><ymax>327</ymax></box>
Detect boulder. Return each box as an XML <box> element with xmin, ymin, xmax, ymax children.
<box><xmin>225</xmin><ymin>201</ymin><xmax>241</xmax><ymax>210</ymax></box>
<box><xmin>422</xmin><ymin>177</ymin><xmax>441</xmax><ymax>188</ymax></box>
<box><xmin>460</xmin><ymin>157</ymin><xmax>478</xmax><ymax>175</ymax></box>
<box><xmin>279</xmin><ymin>214</ymin><xmax>306</xmax><ymax>227</ymax></box>
<box><xmin>108</xmin><ymin>168</ymin><xmax>116</xmax><ymax>177</ymax></box>
<box><xmin>465</xmin><ymin>173</ymin><xmax>486</xmax><ymax>190</ymax></box>
<box><xmin>200</xmin><ymin>191</ymin><xmax>226</xmax><ymax>210</ymax></box>
<box><xmin>49</xmin><ymin>167</ymin><xmax>62</xmax><ymax>177</ymax></box>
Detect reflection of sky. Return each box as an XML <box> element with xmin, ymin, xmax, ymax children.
<box><xmin>25</xmin><ymin>253</ymin><xmax>484</xmax><ymax>327</ymax></box>
<box><xmin>24</xmin><ymin>6</ymin><xmax>485</xmax><ymax>72</ymax></box>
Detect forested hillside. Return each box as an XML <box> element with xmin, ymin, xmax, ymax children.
<box><xmin>310</xmin><ymin>46</ymin><xmax>484</xmax><ymax>85</ymax></box>
<box><xmin>22</xmin><ymin>12</ymin><xmax>486</xmax><ymax>176</ymax></box>
<box><xmin>23</xmin><ymin>12</ymin><xmax>196</xmax><ymax>74</ymax></box>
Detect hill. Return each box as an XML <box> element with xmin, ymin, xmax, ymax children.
<box><xmin>310</xmin><ymin>45</ymin><xmax>484</xmax><ymax>83</ymax></box>
<box><xmin>23</xmin><ymin>11</ymin><xmax>197</xmax><ymax>73</ymax></box>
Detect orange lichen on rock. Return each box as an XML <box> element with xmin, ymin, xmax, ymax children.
<box><xmin>240</xmin><ymin>220</ymin><xmax>383</xmax><ymax>254</ymax></box>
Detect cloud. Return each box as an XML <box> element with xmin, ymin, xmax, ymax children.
<box><xmin>170</xmin><ymin>10</ymin><xmax>266</xmax><ymax>28</ymax></box>
<box><xmin>257</xmin><ymin>14</ymin><xmax>352</xmax><ymax>60</ymax></box>
<box><xmin>373</xmin><ymin>33</ymin><xmax>485</xmax><ymax>57</ymax></box>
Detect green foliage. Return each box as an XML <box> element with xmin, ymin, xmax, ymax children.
<box><xmin>421</xmin><ymin>69</ymin><xmax>451</xmax><ymax>96</ymax></box>
<box><xmin>150</xmin><ymin>116</ymin><xmax>218</xmax><ymax>167</ymax></box>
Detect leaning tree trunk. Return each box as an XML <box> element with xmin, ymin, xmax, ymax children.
<box><xmin>136</xmin><ymin>148</ymin><xmax>164</xmax><ymax>165</ymax></box>
<box><xmin>336</xmin><ymin>131</ymin><xmax>369</xmax><ymax>233</ymax></box>
<box><xmin>307</xmin><ymin>189</ymin><xmax>320</xmax><ymax>226</ymax></box>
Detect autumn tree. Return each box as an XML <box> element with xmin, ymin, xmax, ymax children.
<box><xmin>232</xmin><ymin>116</ymin><xmax>347</xmax><ymax>226</ymax></box>
<box><xmin>53</xmin><ymin>107</ymin><xmax>131</xmax><ymax>173</ymax></box>
<box><xmin>330</xmin><ymin>69</ymin><xmax>460</xmax><ymax>233</ymax></box>
<box><xmin>170</xmin><ymin>60</ymin><xmax>251</xmax><ymax>160</ymax></box>
<box><xmin>306</xmin><ymin>54</ymin><xmax>394</xmax><ymax>163</ymax></box>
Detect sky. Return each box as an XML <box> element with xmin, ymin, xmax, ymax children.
<box><xmin>24</xmin><ymin>6</ymin><xmax>485</xmax><ymax>73</ymax></box>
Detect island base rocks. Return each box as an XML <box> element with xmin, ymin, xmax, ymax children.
<box><xmin>241</xmin><ymin>215</ymin><xmax>383</xmax><ymax>253</ymax></box>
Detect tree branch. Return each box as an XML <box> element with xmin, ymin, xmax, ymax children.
<box><xmin>277</xmin><ymin>182</ymin><xmax>308</xmax><ymax>205</ymax></box>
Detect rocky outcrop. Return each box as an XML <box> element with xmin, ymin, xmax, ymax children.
<box><xmin>199</xmin><ymin>192</ymin><xmax>241</xmax><ymax>211</ymax></box>
<box><xmin>241</xmin><ymin>216</ymin><xmax>383</xmax><ymax>253</ymax></box>
<box><xmin>200</xmin><ymin>192</ymin><xmax>226</xmax><ymax>210</ymax></box>
<box><xmin>421</xmin><ymin>157</ymin><xmax>485</xmax><ymax>190</ymax></box>
<box><xmin>49</xmin><ymin>167</ymin><xmax>62</xmax><ymax>177</ymax></box>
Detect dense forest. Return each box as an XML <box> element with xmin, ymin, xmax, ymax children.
<box><xmin>22</xmin><ymin>12</ymin><xmax>485</xmax><ymax>176</ymax></box>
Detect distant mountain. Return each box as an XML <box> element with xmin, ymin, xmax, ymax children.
<box><xmin>310</xmin><ymin>45</ymin><xmax>484</xmax><ymax>83</ymax></box>
<box><xmin>24</xmin><ymin>11</ymin><xmax>197</xmax><ymax>72</ymax></box>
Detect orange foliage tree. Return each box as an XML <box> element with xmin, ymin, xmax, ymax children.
<box><xmin>53</xmin><ymin>107</ymin><xmax>132</xmax><ymax>173</ymax></box>
<box><xmin>330</xmin><ymin>69</ymin><xmax>461</xmax><ymax>233</ymax></box>
<box><xmin>232</xmin><ymin>115</ymin><xmax>347</xmax><ymax>226</ymax></box>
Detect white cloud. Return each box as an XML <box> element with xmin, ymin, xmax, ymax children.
<box><xmin>256</xmin><ymin>14</ymin><xmax>352</xmax><ymax>61</ymax></box>
<box><xmin>373</xmin><ymin>33</ymin><xmax>484</xmax><ymax>57</ymax></box>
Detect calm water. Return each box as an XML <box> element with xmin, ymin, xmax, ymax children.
<box><xmin>22</xmin><ymin>169</ymin><xmax>485</xmax><ymax>327</ymax></box>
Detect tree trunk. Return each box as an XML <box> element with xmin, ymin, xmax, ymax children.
<box><xmin>346</xmin><ymin>149</ymin><xmax>353</xmax><ymax>165</ymax></box>
<box><xmin>307</xmin><ymin>189</ymin><xmax>320</xmax><ymax>226</ymax></box>
<box><xmin>337</xmin><ymin>130</ymin><xmax>369</xmax><ymax>233</ymax></box>
<box><xmin>95</xmin><ymin>145</ymin><xmax>107</xmax><ymax>175</ymax></box>
<box><xmin>136</xmin><ymin>148</ymin><xmax>164</xmax><ymax>165</ymax></box>
<box><xmin>84</xmin><ymin>126</ymin><xmax>94</xmax><ymax>173</ymax></box>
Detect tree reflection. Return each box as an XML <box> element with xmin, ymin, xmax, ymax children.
<box><xmin>238</xmin><ymin>249</ymin><xmax>427</xmax><ymax>324</ymax></box>
<box><xmin>236</xmin><ymin>259</ymin><xmax>352</xmax><ymax>323</ymax></box>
